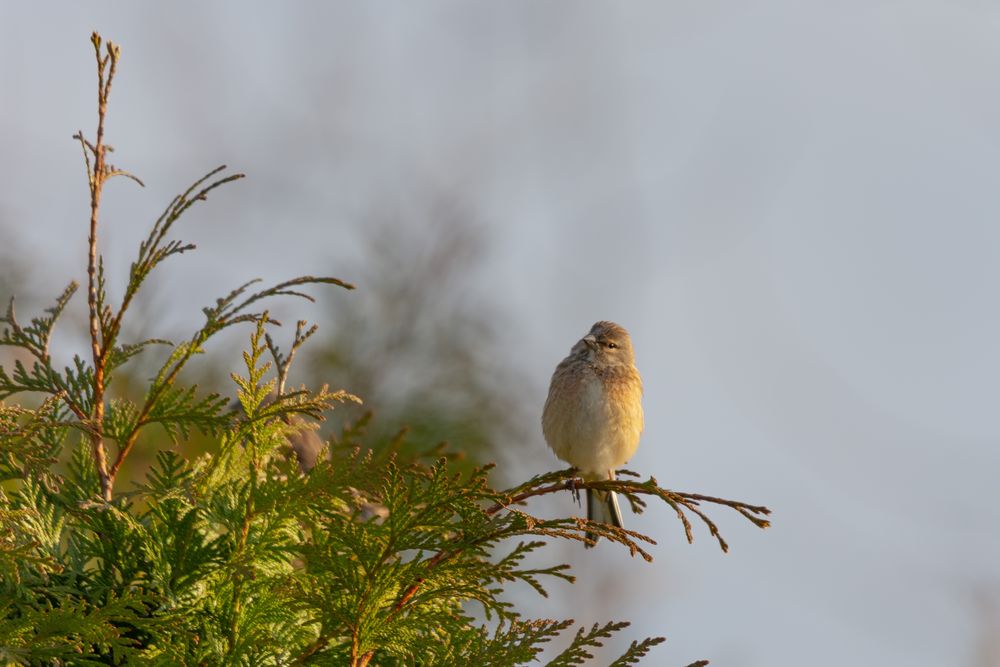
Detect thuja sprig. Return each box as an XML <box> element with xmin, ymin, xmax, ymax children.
<box><xmin>0</xmin><ymin>284</ymin><xmax>93</xmax><ymax>424</ymax></box>
<box><xmin>378</xmin><ymin>466</ymin><xmax>770</xmax><ymax>633</ymax></box>
<box><xmin>266</xmin><ymin>319</ymin><xmax>318</xmax><ymax>397</ymax></box>
<box><xmin>0</xmin><ymin>283</ymin><xmax>78</xmax><ymax>364</ymax></box>
<box><xmin>493</xmin><ymin>468</ymin><xmax>772</xmax><ymax>556</ymax></box>
<box><xmin>1</xmin><ymin>33</ymin><xmax>354</xmax><ymax>501</ymax></box>
<box><xmin>548</xmin><ymin>621</ymin><xmax>665</xmax><ymax>666</ymax></box>
<box><xmin>72</xmin><ymin>32</ymin><xmax>140</xmax><ymax>500</ymax></box>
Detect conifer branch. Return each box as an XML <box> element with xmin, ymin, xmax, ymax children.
<box><xmin>490</xmin><ymin>469</ymin><xmax>771</xmax><ymax>553</ymax></box>
<box><xmin>79</xmin><ymin>32</ymin><xmax>125</xmax><ymax>501</ymax></box>
<box><xmin>384</xmin><ymin>468</ymin><xmax>770</xmax><ymax>622</ymax></box>
<box><xmin>0</xmin><ymin>286</ymin><xmax>94</xmax><ymax>423</ymax></box>
<box><xmin>266</xmin><ymin>319</ymin><xmax>318</xmax><ymax>397</ymax></box>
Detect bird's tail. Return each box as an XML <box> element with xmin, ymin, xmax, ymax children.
<box><xmin>585</xmin><ymin>477</ymin><xmax>623</xmax><ymax>548</ymax></box>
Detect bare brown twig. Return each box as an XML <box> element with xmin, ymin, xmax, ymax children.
<box><xmin>289</xmin><ymin>636</ymin><xmax>329</xmax><ymax>666</ymax></box>
<box><xmin>486</xmin><ymin>473</ymin><xmax>770</xmax><ymax>554</ymax></box>
<box><xmin>76</xmin><ymin>33</ymin><xmax>152</xmax><ymax>499</ymax></box>
<box><xmin>79</xmin><ymin>32</ymin><xmax>123</xmax><ymax>501</ymax></box>
<box><xmin>266</xmin><ymin>319</ymin><xmax>318</xmax><ymax>397</ymax></box>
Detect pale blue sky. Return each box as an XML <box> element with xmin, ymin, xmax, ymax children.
<box><xmin>3</xmin><ymin>3</ymin><xmax>1000</xmax><ymax>664</ymax></box>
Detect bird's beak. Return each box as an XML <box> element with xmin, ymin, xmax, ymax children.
<box><xmin>582</xmin><ymin>334</ymin><xmax>598</xmax><ymax>349</ymax></box>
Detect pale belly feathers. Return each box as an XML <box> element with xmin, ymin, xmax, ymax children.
<box><xmin>543</xmin><ymin>371</ymin><xmax>642</xmax><ymax>478</ymax></box>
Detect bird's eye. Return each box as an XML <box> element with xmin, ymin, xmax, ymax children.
<box><xmin>607</xmin><ymin>342</ymin><xmax>618</xmax><ymax>349</ymax></box>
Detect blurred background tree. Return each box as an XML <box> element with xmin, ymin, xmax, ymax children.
<box><xmin>973</xmin><ymin>589</ymin><xmax>1000</xmax><ymax>667</ymax></box>
<box><xmin>301</xmin><ymin>194</ymin><xmax>529</xmax><ymax>476</ymax></box>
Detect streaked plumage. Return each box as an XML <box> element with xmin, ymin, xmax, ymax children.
<box><xmin>542</xmin><ymin>321</ymin><xmax>644</xmax><ymax>546</ymax></box>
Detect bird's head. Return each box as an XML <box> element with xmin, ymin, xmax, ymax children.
<box><xmin>574</xmin><ymin>320</ymin><xmax>635</xmax><ymax>367</ymax></box>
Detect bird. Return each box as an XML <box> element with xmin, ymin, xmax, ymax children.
<box><xmin>542</xmin><ymin>321</ymin><xmax>644</xmax><ymax>547</ymax></box>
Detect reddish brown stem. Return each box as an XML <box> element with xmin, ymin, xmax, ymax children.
<box><xmin>109</xmin><ymin>327</ymin><xmax>204</xmax><ymax>479</ymax></box>
<box><xmin>390</xmin><ymin>547</ymin><xmax>453</xmax><ymax>614</ymax></box>
<box><xmin>290</xmin><ymin>637</ymin><xmax>329</xmax><ymax>665</ymax></box>
<box><xmin>485</xmin><ymin>480</ymin><xmax>575</xmax><ymax>515</ymax></box>
<box><xmin>84</xmin><ymin>33</ymin><xmax>119</xmax><ymax>502</ymax></box>
<box><xmin>349</xmin><ymin>633</ymin><xmax>368</xmax><ymax>667</ymax></box>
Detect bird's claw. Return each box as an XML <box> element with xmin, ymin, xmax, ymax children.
<box><xmin>569</xmin><ymin>472</ymin><xmax>582</xmax><ymax>507</ymax></box>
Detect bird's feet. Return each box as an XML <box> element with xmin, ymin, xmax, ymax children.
<box><xmin>569</xmin><ymin>469</ymin><xmax>583</xmax><ymax>507</ymax></box>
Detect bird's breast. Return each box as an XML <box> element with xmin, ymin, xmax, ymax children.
<box><xmin>542</xmin><ymin>362</ymin><xmax>643</xmax><ymax>476</ymax></box>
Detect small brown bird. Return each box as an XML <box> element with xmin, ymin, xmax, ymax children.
<box><xmin>542</xmin><ymin>321</ymin><xmax>644</xmax><ymax>546</ymax></box>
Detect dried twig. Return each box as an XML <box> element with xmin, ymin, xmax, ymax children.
<box><xmin>80</xmin><ymin>32</ymin><xmax>127</xmax><ymax>501</ymax></box>
<box><xmin>266</xmin><ymin>319</ymin><xmax>318</xmax><ymax>397</ymax></box>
